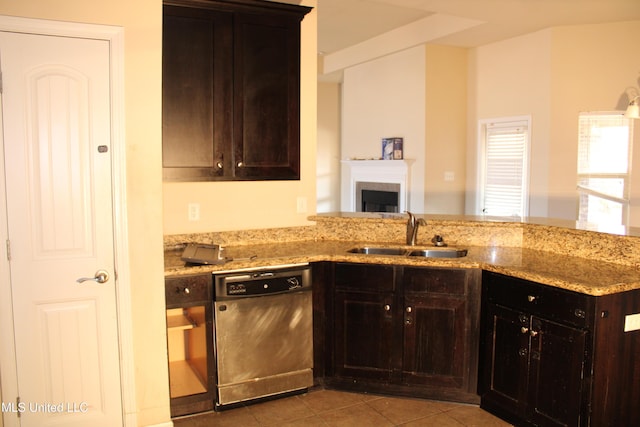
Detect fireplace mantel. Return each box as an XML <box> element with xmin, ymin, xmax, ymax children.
<box><xmin>341</xmin><ymin>159</ymin><xmax>414</xmax><ymax>212</ymax></box>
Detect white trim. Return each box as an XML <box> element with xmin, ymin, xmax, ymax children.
<box><xmin>0</xmin><ymin>15</ymin><xmax>136</xmax><ymax>427</ymax></box>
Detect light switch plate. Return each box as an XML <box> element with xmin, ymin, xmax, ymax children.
<box><xmin>624</xmin><ymin>313</ymin><xmax>640</xmax><ymax>332</ymax></box>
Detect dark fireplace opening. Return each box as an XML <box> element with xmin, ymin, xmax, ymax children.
<box><xmin>355</xmin><ymin>181</ymin><xmax>401</xmax><ymax>213</ymax></box>
<box><xmin>362</xmin><ymin>189</ymin><xmax>398</xmax><ymax>213</ymax></box>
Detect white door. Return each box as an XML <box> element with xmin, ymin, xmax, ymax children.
<box><xmin>0</xmin><ymin>31</ymin><xmax>122</xmax><ymax>426</ymax></box>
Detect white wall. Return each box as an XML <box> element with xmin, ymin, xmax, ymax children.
<box><xmin>341</xmin><ymin>45</ymin><xmax>426</xmax><ymax>212</ymax></box>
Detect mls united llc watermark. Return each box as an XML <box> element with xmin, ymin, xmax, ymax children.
<box><xmin>1</xmin><ymin>401</ymin><xmax>89</xmax><ymax>414</ymax></box>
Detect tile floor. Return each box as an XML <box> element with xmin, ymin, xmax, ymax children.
<box><xmin>172</xmin><ymin>389</ymin><xmax>513</xmax><ymax>426</ymax></box>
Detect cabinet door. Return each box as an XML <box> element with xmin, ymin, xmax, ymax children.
<box><xmin>528</xmin><ymin>316</ymin><xmax>587</xmax><ymax>427</ymax></box>
<box><xmin>403</xmin><ymin>292</ymin><xmax>467</xmax><ymax>388</ymax></box>
<box><xmin>233</xmin><ymin>12</ymin><xmax>301</xmax><ymax>179</ymax></box>
<box><xmin>402</xmin><ymin>267</ymin><xmax>480</xmax><ymax>396</ymax></box>
<box><xmin>480</xmin><ymin>303</ymin><xmax>530</xmax><ymax>417</ymax></box>
<box><xmin>333</xmin><ymin>290</ymin><xmax>395</xmax><ymax>380</ymax></box>
<box><xmin>331</xmin><ymin>263</ymin><xmax>396</xmax><ymax>381</ymax></box>
<box><xmin>162</xmin><ymin>6</ymin><xmax>233</xmax><ymax>181</ymax></box>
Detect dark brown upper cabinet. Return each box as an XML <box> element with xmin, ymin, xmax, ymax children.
<box><xmin>162</xmin><ymin>0</ymin><xmax>311</xmax><ymax>181</ymax></box>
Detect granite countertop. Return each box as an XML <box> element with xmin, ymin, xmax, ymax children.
<box><xmin>164</xmin><ymin>239</ymin><xmax>640</xmax><ymax>297</ymax></box>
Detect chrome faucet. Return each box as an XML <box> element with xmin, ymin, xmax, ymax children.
<box><xmin>405</xmin><ymin>211</ymin><xmax>426</xmax><ymax>245</ymax></box>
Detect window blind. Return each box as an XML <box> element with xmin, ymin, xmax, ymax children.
<box><xmin>482</xmin><ymin>121</ymin><xmax>528</xmax><ymax>217</ymax></box>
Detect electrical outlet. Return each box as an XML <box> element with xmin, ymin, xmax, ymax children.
<box><xmin>444</xmin><ymin>171</ymin><xmax>455</xmax><ymax>182</ymax></box>
<box><xmin>624</xmin><ymin>313</ymin><xmax>640</xmax><ymax>332</ymax></box>
<box><xmin>188</xmin><ymin>203</ymin><xmax>200</xmax><ymax>221</ymax></box>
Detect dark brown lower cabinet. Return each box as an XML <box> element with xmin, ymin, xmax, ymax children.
<box><xmin>326</xmin><ymin>263</ymin><xmax>481</xmax><ymax>403</ymax></box>
<box><xmin>165</xmin><ymin>274</ymin><xmax>215</xmax><ymax>417</ymax></box>
<box><xmin>480</xmin><ymin>271</ymin><xmax>640</xmax><ymax>427</ymax></box>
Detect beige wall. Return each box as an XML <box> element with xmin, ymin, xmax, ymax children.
<box><xmin>341</xmin><ymin>45</ymin><xmax>426</xmax><ymax>212</ymax></box>
<box><xmin>0</xmin><ymin>1</ymin><xmax>169</xmax><ymax>426</ymax></box>
<box><xmin>467</xmin><ymin>29</ymin><xmax>552</xmax><ymax>217</ymax></box>
<box><xmin>317</xmin><ymin>81</ymin><xmax>342</xmax><ymax>213</ymax></box>
<box><xmin>425</xmin><ymin>44</ymin><xmax>467</xmax><ymax>214</ymax></box>
<box><xmin>549</xmin><ymin>21</ymin><xmax>640</xmax><ymax>223</ymax></box>
<box><xmin>162</xmin><ymin>0</ymin><xmax>318</xmax><ymax>234</ymax></box>
<box><xmin>469</xmin><ymin>20</ymin><xmax>640</xmax><ymax>224</ymax></box>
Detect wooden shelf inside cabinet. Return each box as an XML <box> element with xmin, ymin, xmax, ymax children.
<box><xmin>167</xmin><ymin>311</ymin><xmax>197</xmax><ymax>330</ymax></box>
<box><xmin>169</xmin><ymin>360</ymin><xmax>207</xmax><ymax>398</ymax></box>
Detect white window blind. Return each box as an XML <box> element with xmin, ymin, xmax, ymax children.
<box><xmin>480</xmin><ymin>119</ymin><xmax>529</xmax><ymax>217</ymax></box>
<box><xmin>577</xmin><ymin>112</ymin><xmax>632</xmax><ymax>226</ymax></box>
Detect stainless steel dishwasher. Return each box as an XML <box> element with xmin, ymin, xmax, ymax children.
<box><xmin>212</xmin><ymin>264</ymin><xmax>313</xmax><ymax>408</ymax></box>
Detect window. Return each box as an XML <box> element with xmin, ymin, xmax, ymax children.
<box><xmin>478</xmin><ymin>117</ymin><xmax>530</xmax><ymax>217</ymax></box>
<box><xmin>577</xmin><ymin>112</ymin><xmax>633</xmax><ymax>227</ymax></box>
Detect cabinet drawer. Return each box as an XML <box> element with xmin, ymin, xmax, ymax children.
<box><xmin>334</xmin><ymin>263</ymin><xmax>394</xmax><ymax>292</ymax></box>
<box><xmin>403</xmin><ymin>267</ymin><xmax>468</xmax><ymax>295</ymax></box>
<box><xmin>165</xmin><ymin>274</ymin><xmax>211</xmax><ymax>307</ymax></box>
<box><xmin>483</xmin><ymin>271</ymin><xmax>594</xmax><ymax>328</ymax></box>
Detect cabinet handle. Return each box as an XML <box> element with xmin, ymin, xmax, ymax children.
<box><xmin>529</xmin><ymin>329</ymin><xmax>539</xmax><ymax>337</ymax></box>
<box><xmin>383</xmin><ymin>304</ymin><xmax>391</xmax><ymax>311</ymax></box>
<box><xmin>216</xmin><ymin>161</ymin><xmax>223</xmax><ymax>169</ymax></box>
<box><xmin>521</xmin><ymin>326</ymin><xmax>529</xmax><ymax>334</ymax></box>
<box><xmin>237</xmin><ymin>161</ymin><xmax>244</xmax><ymax>168</ymax></box>
<box><xmin>406</xmin><ymin>306</ymin><xmax>412</xmax><ymax>313</ymax></box>
<box><xmin>527</xmin><ymin>295</ymin><xmax>537</xmax><ymax>302</ymax></box>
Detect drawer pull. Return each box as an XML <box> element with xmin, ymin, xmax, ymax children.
<box><xmin>527</xmin><ymin>295</ymin><xmax>537</xmax><ymax>302</ymax></box>
<box><xmin>384</xmin><ymin>304</ymin><xmax>391</xmax><ymax>311</ymax></box>
<box><xmin>521</xmin><ymin>326</ymin><xmax>529</xmax><ymax>334</ymax></box>
<box><xmin>529</xmin><ymin>329</ymin><xmax>539</xmax><ymax>337</ymax></box>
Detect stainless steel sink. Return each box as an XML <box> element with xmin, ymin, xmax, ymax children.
<box><xmin>347</xmin><ymin>246</ymin><xmax>467</xmax><ymax>258</ymax></box>
<box><xmin>347</xmin><ymin>247</ymin><xmax>408</xmax><ymax>255</ymax></box>
<box><xmin>408</xmin><ymin>248</ymin><xmax>468</xmax><ymax>258</ymax></box>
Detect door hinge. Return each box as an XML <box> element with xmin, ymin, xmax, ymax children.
<box><xmin>6</xmin><ymin>239</ymin><xmax>10</xmax><ymax>261</ymax></box>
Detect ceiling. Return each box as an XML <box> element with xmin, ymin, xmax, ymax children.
<box><xmin>316</xmin><ymin>0</ymin><xmax>640</xmax><ymax>54</ymax></box>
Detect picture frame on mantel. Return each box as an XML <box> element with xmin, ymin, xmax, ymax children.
<box><xmin>382</xmin><ymin>137</ymin><xmax>403</xmax><ymax>160</ymax></box>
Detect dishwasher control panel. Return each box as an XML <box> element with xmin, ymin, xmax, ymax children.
<box><xmin>213</xmin><ymin>265</ymin><xmax>311</xmax><ymax>300</ymax></box>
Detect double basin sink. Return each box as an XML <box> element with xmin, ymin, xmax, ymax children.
<box><xmin>348</xmin><ymin>246</ymin><xmax>467</xmax><ymax>258</ymax></box>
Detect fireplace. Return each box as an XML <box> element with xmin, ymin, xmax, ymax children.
<box><xmin>356</xmin><ymin>182</ymin><xmax>400</xmax><ymax>212</ymax></box>
<box><xmin>341</xmin><ymin>160</ymin><xmax>412</xmax><ymax>212</ymax></box>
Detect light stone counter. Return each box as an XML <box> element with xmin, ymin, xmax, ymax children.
<box><xmin>164</xmin><ymin>213</ymin><xmax>640</xmax><ymax>296</ymax></box>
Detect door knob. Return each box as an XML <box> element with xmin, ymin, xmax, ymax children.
<box><xmin>76</xmin><ymin>270</ymin><xmax>109</xmax><ymax>284</ymax></box>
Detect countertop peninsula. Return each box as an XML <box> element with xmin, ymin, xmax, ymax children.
<box><xmin>164</xmin><ymin>213</ymin><xmax>640</xmax><ymax>296</ymax></box>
